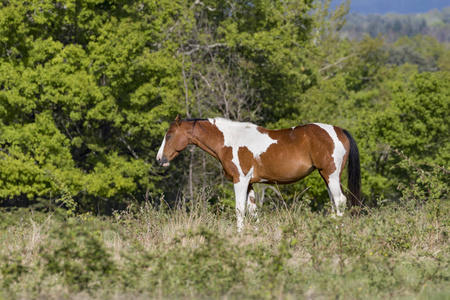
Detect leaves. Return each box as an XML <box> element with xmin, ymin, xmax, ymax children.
<box><xmin>0</xmin><ymin>0</ymin><xmax>184</xmax><ymax>209</ymax></box>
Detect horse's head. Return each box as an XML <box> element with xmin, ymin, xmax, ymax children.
<box><xmin>156</xmin><ymin>115</ymin><xmax>190</xmax><ymax>167</ymax></box>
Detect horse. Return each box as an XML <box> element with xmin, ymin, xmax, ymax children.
<box><xmin>156</xmin><ymin>115</ymin><xmax>361</xmax><ymax>231</ymax></box>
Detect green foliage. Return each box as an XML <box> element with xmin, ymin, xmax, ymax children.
<box><xmin>39</xmin><ymin>221</ymin><xmax>117</xmax><ymax>292</ymax></box>
<box><xmin>362</xmin><ymin>71</ymin><xmax>450</xmax><ymax>200</ymax></box>
<box><xmin>0</xmin><ymin>0</ymin><xmax>184</xmax><ymax>211</ymax></box>
<box><xmin>147</xmin><ymin>228</ymin><xmax>247</xmax><ymax>295</ymax></box>
<box><xmin>391</xmin><ymin>148</ymin><xmax>449</xmax><ymax>208</ymax></box>
<box><xmin>1</xmin><ymin>256</ymin><xmax>28</xmax><ymax>289</ymax></box>
<box><xmin>375</xmin><ymin>72</ymin><xmax>449</xmax><ymax>165</ymax></box>
<box><xmin>387</xmin><ymin>35</ymin><xmax>450</xmax><ymax>72</ymax></box>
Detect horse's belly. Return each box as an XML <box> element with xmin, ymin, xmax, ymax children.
<box><xmin>253</xmin><ymin>161</ymin><xmax>315</xmax><ymax>184</ymax></box>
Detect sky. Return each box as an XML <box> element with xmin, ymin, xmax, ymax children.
<box><xmin>331</xmin><ymin>0</ymin><xmax>450</xmax><ymax>14</ymax></box>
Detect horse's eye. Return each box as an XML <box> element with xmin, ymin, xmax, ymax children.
<box><xmin>166</xmin><ymin>134</ymin><xmax>172</xmax><ymax>140</ymax></box>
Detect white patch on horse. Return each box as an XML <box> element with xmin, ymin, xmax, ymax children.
<box><xmin>210</xmin><ymin>118</ymin><xmax>277</xmax><ymax>178</ymax></box>
<box><xmin>314</xmin><ymin>123</ymin><xmax>347</xmax><ymax>215</ymax></box>
<box><xmin>234</xmin><ymin>166</ymin><xmax>254</xmax><ymax>232</ymax></box>
<box><xmin>313</xmin><ymin>123</ymin><xmax>345</xmax><ymax>179</ymax></box>
<box><xmin>156</xmin><ymin>134</ymin><xmax>169</xmax><ymax>167</ymax></box>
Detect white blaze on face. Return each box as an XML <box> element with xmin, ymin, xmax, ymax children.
<box><xmin>156</xmin><ymin>134</ymin><xmax>170</xmax><ymax>167</ymax></box>
<box><xmin>209</xmin><ymin>118</ymin><xmax>277</xmax><ymax>179</ymax></box>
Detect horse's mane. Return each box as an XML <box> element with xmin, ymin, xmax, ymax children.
<box><xmin>183</xmin><ymin>117</ymin><xmax>256</xmax><ymax>130</ymax></box>
<box><xmin>182</xmin><ymin>118</ymin><xmax>209</xmax><ymax>132</ymax></box>
<box><xmin>183</xmin><ymin>118</ymin><xmax>209</xmax><ymax>122</ymax></box>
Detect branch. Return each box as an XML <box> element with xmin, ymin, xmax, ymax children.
<box><xmin>198</xmin><ymin>71</ymin><xmax>213</xmax><ymax>90</ymax></box>
<box><xmin>182</xmin><ymin>43</ymin><xmax>227</xmax><ymax>55</ymax></box>
<box><xmin>119</xmin><ymin>136</ymin><xmax>141</xmax><ymax>161</ymax></box>
<box><xmin>190</xmin><ymin>0</ymin><xmax>216</xmax><ymax>11</ymax></box>
<box><xmin>319</xmin><ymin>53</ymin><xmax>356</xmax><ymax>73</ymax></box>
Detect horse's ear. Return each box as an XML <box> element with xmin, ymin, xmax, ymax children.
<box><xmin>175</xmin><ymin>114</ymin><xmax>182</xmax><ymax>126</ymax></box>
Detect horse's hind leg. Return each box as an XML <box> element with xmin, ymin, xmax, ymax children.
<box><xmin>328</xmin><ymin>180</ymin><xmax>347</xmax><ymax>216</ymax></box>
<box><xmin>320</xmin><ymin>170</ymin><xmax>347</xmax><ymax>216</ymax></box>
<box><xmin>247</xmin><ymin>185</ymin><xmax>259</xmax><ymax>221</ymax></box>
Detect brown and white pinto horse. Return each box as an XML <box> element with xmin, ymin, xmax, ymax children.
<box><xmin>157</xmin><ymin>115</ymin><xmax>361</xmax><ymax>231</ymax></box>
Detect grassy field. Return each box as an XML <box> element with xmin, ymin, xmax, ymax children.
<box><xmin>1</xmin><ymin>198</ymin><xmax>449</xmax><ymax>299</ymax></box>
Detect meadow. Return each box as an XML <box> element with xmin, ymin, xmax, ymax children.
<box><xmin>1</xmin><ymin>196</ymin><xmax>449</xmax><ymax>299</ymax></box>
<box><xmin>0</xmin><ymin>2</ymin><xmax>449</xmax><ymax>298</ymax></box>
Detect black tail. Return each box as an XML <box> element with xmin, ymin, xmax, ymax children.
<box><xmin>343</xmin><ymin>130</ymin><xmax>361</xmax><ymax>207</ymax></box>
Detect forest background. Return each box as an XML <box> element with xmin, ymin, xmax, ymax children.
<box><xmin>0</xmin><ymin>0</ymin><xmax>448</xmax><ymax>214</ymax></box>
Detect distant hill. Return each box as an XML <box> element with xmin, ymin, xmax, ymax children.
<box><xmin>332</xmin><ymin>0</ymin><xmax>450</xmax><ymax>14</ymax></box>
<box><xmin>339</xmin><ymin>7</ymin><xmax>450</xmax><ymax>43</ymax></box>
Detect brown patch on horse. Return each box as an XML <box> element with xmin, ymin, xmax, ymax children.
<box><xmin>335</xmin><ymin>127</ymin><xmax>351</xmax><ymax>178</ymax></box>
<box><xmin>307</xmin><ymin>124</ymin><xmax>337</xmax><ymax>184</ymax></box>
<box><xmin>250</xmin><ymin>126</ymin><xmax>315</xmax><ymax>184</ymax></box>
<box><xmin>248</xmin><ymin>193</ymin><xmax>256</xmax><ymax>204</ymax></box>
<box><xmin>187</xmin><ymin>120</ymin><xmax>224</xmax><ymax>162</ymax></box>
<box><xmin>237</xmin><ymin>146</ymin><xmax>254</xmax><ymax>176</ymax></box>
<box><xmin>217</xmin><ymin>146</ymin><xmax>240</xmax><ymax>183</ymax></box>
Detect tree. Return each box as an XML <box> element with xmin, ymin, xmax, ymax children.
<box><xmin>1</xmin><ymin>0</ymin><xmax>447</xmax><ymax>213</ymax></box>
<box><xmin>0</xmin><ymin>0</ymin><xmax>184</xmax><ymax>212</ymax></box>
<box><xmin>387</xmin><ymin>35</ymin><xmax>450</xmax><ymax>72</ymax></box>
<box><xmin>0</xmin><ymin>0</ymin><xmax>346</xmax><ymax>211</ymax></box>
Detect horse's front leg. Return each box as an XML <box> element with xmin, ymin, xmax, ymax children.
<box><xmin>234</xmin><ymin>180</ymin><xmax>249</xmax><ymax>232</ymax></box>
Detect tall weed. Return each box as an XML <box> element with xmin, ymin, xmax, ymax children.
<box><xmin>0</xmin><ymin>192</ymin><xmax>449</xmax><ymax>299</ymax></box>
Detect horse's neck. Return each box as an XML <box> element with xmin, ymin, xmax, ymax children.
<box><xmin>187</xmin><ymin>121</ymin><xmax>222</xmax><ymax>161</ymax></box>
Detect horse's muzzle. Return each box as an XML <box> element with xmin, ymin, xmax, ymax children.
<box><xmin>157</xmin><ymin>156</ymin><xmax>170</xmax><ymax>167</ymax></box>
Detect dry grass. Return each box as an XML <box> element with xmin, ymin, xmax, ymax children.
<box><xmin>1</xmin><ymin>198</ymin><xmax>449</xmax><ymax>299</ymax></box>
